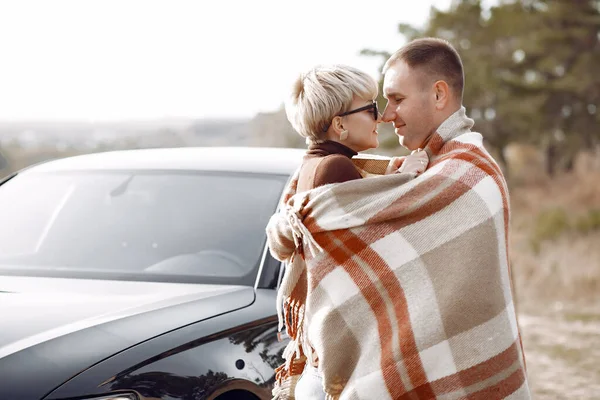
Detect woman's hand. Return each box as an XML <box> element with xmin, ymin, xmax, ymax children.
<box><xmin>398</xmin><ymin>150</ymin><xmax>429</xmax><ymax>175</ymax></box>
<box><xmin>385</xmin><ymin>157</ymin><xmax>405</xmax><ymax>175</ymax></box>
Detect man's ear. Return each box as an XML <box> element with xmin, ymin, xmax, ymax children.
<box><xmin>433</xmin><ymin>80</ymin><xmax>450</xmax><ymax>109</ymax></box>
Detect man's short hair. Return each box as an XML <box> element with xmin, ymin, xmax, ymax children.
<box><xmin>285</xmin><ymin>65</ymin><xmax>378</xmax><ymax>144</ymax></box>
<box><xmin>384</xmin><ymin>37</ymin><xmax>464</xmax><ymax>101</ymax></box>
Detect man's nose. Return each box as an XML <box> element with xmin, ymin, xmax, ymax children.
<box><xmin>381</xmin><ymin>105</ymin><xmax>394</xmax><ymax>123</ymax></box>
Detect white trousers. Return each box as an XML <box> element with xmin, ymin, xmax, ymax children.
<box><xmin>294</xmin><ymin>364</ymin><xmax>326</xmax><ymax>399</ymax></box>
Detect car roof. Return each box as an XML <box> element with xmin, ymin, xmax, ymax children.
<box><xmin>25</xmin><ymin>147</ymin><xmax>306</xmax><ymax>175</ymax></box>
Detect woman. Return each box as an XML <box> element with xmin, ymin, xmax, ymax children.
<box><xmin>276</xmin><ymin>65</ymin><xmax>427</xmax><ymax>399</ymax></box>
<box><xmin>286</xmin><ymin>64</ymin><xmax>386</xmax><ymax>192</ymax></box>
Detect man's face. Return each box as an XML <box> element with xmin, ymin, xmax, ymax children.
<box><xmin>382</xmin><ymin>61</ymin><xmax>437</xmax><ymax>151</ymax></box>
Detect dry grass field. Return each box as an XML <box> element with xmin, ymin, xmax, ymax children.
<box><xmin>510</xmin><ymin>166</ymin><xmax>600</xmax><ymax>399</ymax></box>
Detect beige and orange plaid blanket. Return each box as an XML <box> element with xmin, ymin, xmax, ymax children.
<box><xmin>266</xmin><ymin>108</ymin><xmax>530</xmax><ymax>400</ymax></box>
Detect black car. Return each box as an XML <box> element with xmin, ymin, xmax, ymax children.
<box><xmin>0</xmin><ymin>147</ymin><xmax>305</xmax><ymax>400</ymax></box>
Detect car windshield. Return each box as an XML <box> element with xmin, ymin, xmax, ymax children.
<box><xmin>0</xmin><ymin>170</ymin><xmax>286</xmax><ymax>285</ymax></box>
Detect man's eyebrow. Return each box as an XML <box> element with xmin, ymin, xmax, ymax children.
<box><xmin>384</xmin><ymin>90</ymin><xmax>403</xmax><ymax>98</ymax></box>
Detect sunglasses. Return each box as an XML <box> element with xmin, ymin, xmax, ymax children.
<box><xmin>338</xmin><ymin>101</ymin><xmax>379</xmax><ymax>121</ymax></box>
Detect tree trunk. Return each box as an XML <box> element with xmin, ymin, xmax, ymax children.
<box><xmin>545</xmin><ymin>142</ymin><xmax>557</xmax><ymax>177</ymax></box>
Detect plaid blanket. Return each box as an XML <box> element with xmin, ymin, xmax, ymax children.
<box><xmin>267</xmin><ymin>108</ymin><xmax>530</xmax><ymax>400</ymax></box>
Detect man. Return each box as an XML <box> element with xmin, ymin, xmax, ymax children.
<box><xmin>377</xmin><ymin>37</ymin><xmax>530</xmax><ymax>398</ymax></box>
<box><xmin>268</xmin><ymin>38</ymin><xmax>530</xmax><ymax>399</ymax></box>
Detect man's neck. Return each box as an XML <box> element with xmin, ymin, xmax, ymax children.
<box><xmin>435</xmin><ymin>104</ymin><xmax>462</xmax><ymax>129</ymax></box>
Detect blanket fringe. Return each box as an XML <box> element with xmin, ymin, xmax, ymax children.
<box><xmin>273</xmin><ymin>297</ymin><xmax>308</xmax><ymax>400</ymax></box>
<box><xmin>284</xmin><ymin>202</ymin><xmax>323</xmax><ymax>258</ymax></box>
<box><xmin>272</xmin><ymin>373</ymin><xmax>300</xmax><ymax>400</ymax></box>
<box><xmin>276</xmin><ymin>256</ymin><xmax>306</xmax><ymax>331</ymax></box>
<box><xmin>272</xmin><ymin>351</ymin><xmax>307</xmax><ymax>400</ymax></box>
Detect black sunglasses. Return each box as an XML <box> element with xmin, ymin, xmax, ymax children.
<box><xmin>338</xmin><ymin>101</ymin><xmax>379</xmax><ymax>121</ymax></box>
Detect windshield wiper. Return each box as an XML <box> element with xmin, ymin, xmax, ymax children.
<box><xmin>109</xmin><ymin>175</ymin><xmax>135</xmax><ymax>197</ymax></box>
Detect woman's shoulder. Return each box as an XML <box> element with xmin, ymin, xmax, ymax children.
<box><xmin>318</xmin><ymin>153</ymin><xmax>356</xmax><ymax>168</ymax></box>
<box><xmin>313</xmin><ymin>154</ymin><xmax>362</xmax><ymax>186</ymax></box>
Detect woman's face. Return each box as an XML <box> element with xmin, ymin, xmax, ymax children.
<box><xmin>338</xmin><ymin>96</ymin><xmax>381</xmax><ymax>152</ymax></box>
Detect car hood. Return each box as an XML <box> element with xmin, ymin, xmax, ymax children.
<box><xmin>0</xmin><ymin>275</ymin><xmax>252</xmax><ymax>359</ymax></box>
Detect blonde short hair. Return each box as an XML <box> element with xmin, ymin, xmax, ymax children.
<box><xmin>285</xmin><ymin>65</ymin><xmax>378</xmax><ymax>144</ymax></box>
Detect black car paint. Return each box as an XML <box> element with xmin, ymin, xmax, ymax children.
<box><xmin>0</xmin><ymin>285</ymin><xmax>263</xmax><ymax>399</ymax></box>
<box><xmin>44</xmin><ymin>290</ymin><xmax>285</xmax><ymax>400</ymax></box>
<box><xmin>1</xmin><ymin>253</ymin><xmax>287</xmax><ymax>400</ymax></box>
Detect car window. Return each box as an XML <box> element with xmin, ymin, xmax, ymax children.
<box><xmin>0</xmin><ymin>170</ymin><xmax>286</xmax><ymax>285</ymax></box>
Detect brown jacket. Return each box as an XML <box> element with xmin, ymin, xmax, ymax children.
<box><xmin>296</xmin><ymin>141</ymin><xmax>362</xmax><ymax>193</ymax></box>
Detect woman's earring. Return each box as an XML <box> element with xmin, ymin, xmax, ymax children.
<box><xmin>340</xmin><ymin>129</ymin><xmax>349</xmax><ymax>141</ymax></box>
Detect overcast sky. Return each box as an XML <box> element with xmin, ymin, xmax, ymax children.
<box><xmin>0</xmin><ymin>0</ymin><xmax>452</xmax><ymax>121</ymax></box>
